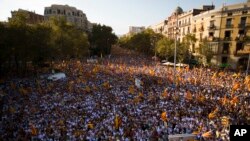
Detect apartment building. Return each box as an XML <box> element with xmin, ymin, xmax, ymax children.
<box><xmin>149</xmin><ymin>1</ymin><xmax>250</xmax><ymax>69</ymax></box>
<box><xmin>9</xmin><ymin>9</ymin><xmax>44</xmax><ymax>24</ymax></box>
<box><xmin>218</xmin><ymin>1</ymin><xmax>250</xmax><ymax>69</ymax></box>
<box><xmin>192</xmin><ymin>1</ymin><xmax>250</xmax><ymax>69</ymax></box>
<box><xmin>128</xmin><ymin>26</ymin><xmax>145</xmax><ymax>34</ymax></box>
<box><xmin>149</xmin><ymin>20</ymin><xmax>168</xmax><ymax>36</ymax></box>
<box><xmin>44</xmin><ymin>4</ymin><xmax>92</xmax><ymax>32</ymax></box>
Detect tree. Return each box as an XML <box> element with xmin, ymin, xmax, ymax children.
<box><xmin>199</xmin><ymin>39</ymin><xmax>214</xmax><ymax>65</ymax></box>
<box><xmin>156</xmin><ymin>37</ymin><xmax>174</xmax><ymax>60</ymax></box>
<box><xmin>89</xmin><ymin>24</ymin><xmax>117</xmax><ymax>56</ymax></box>
<box><xmin>118</xmin><ymin>28</ymin><xmax>163</xmax><ymax>56</ymax></box>
<box><xmin>47</xmin><ymin>17</ymin><xmax>89</xmax><ymax>59</ymax></box>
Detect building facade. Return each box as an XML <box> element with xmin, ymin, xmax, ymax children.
<box><xmin>149</xmin><ymin>1</ymin><xmax>250</xmax><ymax>69</ymax></box>
<box><xmin>9</xmin><ymin>9</ymin><xmax>44</xmax><ymax>24</ymax></box>
<box><xmin>192</xmin><ymin>1</ymin><xmax>250</xmax><ymax>69</ymax></box>
<box><xmin>149</xmin><ymin>20</ymin><xmax>168</xmax><ymax>36</ymax></box>
<box><xmin>128</xmin><ymin>26</ymin><xmax>145</xmax><ymax>34</ymax></box>
<box><xmin>44</xmin><ymin>4</ymin><xmax>91</xmax><ymax>31</ymax></box>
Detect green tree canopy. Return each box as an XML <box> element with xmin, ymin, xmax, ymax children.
<box><xmin>89</xmin><ymin>24</ymin><xmax>118</xmax><ymax>56</ymax></box>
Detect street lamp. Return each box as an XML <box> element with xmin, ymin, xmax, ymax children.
<box><xmin>173</xmin><ymin>14</ymin><xmax>179</xmax><ymax>87</ymax></box>
<box><xmin>246</xmin><ymin>53</ymin><xmax>250</xmax><ymax>76</ymax></box>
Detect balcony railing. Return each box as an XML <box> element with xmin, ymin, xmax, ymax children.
<box><xmin>208</xmin><ymin>25</ymin><xmax>216</xmax><ymax>30</ymax></box>
<box><xmin>224</xmin><ymin>37</ymin><xmax>232</xmax><ymax>41</ymax></box>
<box><xmin>222</xmin><ymin>50</ymin><xmax>229</xmax><ymax>54</ymax></box>
<box><xmin>235</xmin><ymin>35</ymin><xmax>250</xmax><ymax>42</ymax></box>
<box><xmin>208</xmin><ymin>36</ymin><xmax>220</xmax><ymax>42</ymax></box>
<box><xmin>225</xmin><ymin>24</ymin><xmax>234</xmax><ymax>28</ymax></box>
<box><xmin>199</xmin><ymin>26</ymin><xmax>204</xmax><ymax>32</ymax></box>
<box><xmin>234</xmin><ymin>50</ymin><xmax>250</xmax><ymax>56</ymax></box>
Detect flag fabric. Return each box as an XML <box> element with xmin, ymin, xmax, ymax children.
<box><xmin>114</xmin><ymin>114</ymin><xmax>122</xmax><ymax>130</ymax></box>
<box><xmin>185</xmin><ymin>90</ymin><xmax>192</xmax><ymax>101</ymax></box>
<box><xmin>161</xmin><ymin>111</ymin><xmax>167</xmax><ymax>122</ymax></box>
<box><xmin>192</xmin><ymin>131</ymin><xmax>199</xmax><ymax>135</ymax></box>
<box><xmin>30</xmin><ymin>125</ymin><xmax>38</xmax><ymax>136</ymax></box>
<box><xmin>102</xmin><ymin>82</ymin><xmax>110</xmax><ymax>89</ymax></box>
<box><xmin>221</xmin><ymin>116</ymin><xmax>229</xmax><ymax>126</ymax></box>
<box><xmin>221</xmin><ymin>95</ymin><xmax>228</xmax><ymax>105</ymax></box>
<box><xmin>232</xmin><ymin>82</ymin><xmax>240</xmax><ymax>91</ymax></box>
<box><xmin>202</xmin><ymin>131</ymin><xmax>212</xmax><ymax>138</ymax></box>
<box><xmin>212</xmin><ymin>72</ymin><xmax>218</xmax><ymax>79</ymax></box>
<box><xmin>198</xmin><ymin>94</ymin><xmax>205</xmax><ymax>103</ymax></box>
<box><xmin>128</xmin><ymin>85</ymin><xmax>135</xmax><ymax>94</ymax></box>
<box><xmin>85</xmin><ymin>86</ymin><xmax>91</xmax><ymax>93</ymax></box>
<box><xmin>230</xmin><ymin>96</ymin><xmax>239</xmax><ymax>105</ymax></box>
<box><xmin>208</xmin><ymin>108</ymin><xmax>218</xmax><ymax>119</ymax></box>
<box><xmin>219</xmin><ymin>72</ymin><xmax>224</xmax><ymax>77</ymax></box>
<box><xmin>87</xmin><ymin>122</ymin><xmax>94</xmax><ymax>129</ymax></box>
<box><xmin>161</xmin><ymin>90</ymin><xmax>168</xmax><ymax>98</ymax></box>
<box><xmin>138</xmin><ymin>92</ymin><xmax>143</xmax><ymax>98</ymax></box>
<box><xmin>149</xmin><ymin>69</ymin><xmax>155</xmax><ymax>76</ymax></box>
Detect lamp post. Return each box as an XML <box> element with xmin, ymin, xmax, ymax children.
<box><xmin>173</xmin><ymin>14</ymin><xmax>179</xmax><ymax>87</ymax></box>
<box><xmin>246</xmin><ymin>53</ymin><xmax>250</xmax><ymax>76</ymax></box>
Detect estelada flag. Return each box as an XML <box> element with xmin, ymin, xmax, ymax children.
<box><xmin>230</xmin><ymin>96</ymin><xmax>239</xmax><ymax>104</ymax></box>
<box><xmin>232</xmin><ymin>82</ymin><xmax>240</xmax><ymax>91</ymax></box>
<box><xmin>138</xmin><ymin>92</ymin><xmax>143</xmax><ymax>97</ymax></box>
<box><xmin>161</xmin><ymin>111</ymin><xmax>167</xmax><ymax>121</ymax></box>
<box><xmin>202</xmin><ymin>131</ymin><xmax>212</xmax><ymax>138</ymax></box>
<box><xmin>114</xmin><ymin>114</ymin><xmax>122</xmax><ymax>130</ymax></box>
<box><xmin>30</xmin><ymin>125</ymin><xmax>38</xmax><ymax>136</ymax></box>
<box><xmin>128</xmin><ymin>85</ymin><xmax>135</xmax><ymax>94</ymax></box>
<box><xmin>185</xmin><ymin>90</ymin><xmax>192</xmax><ymax>101</ymax></box>
<box><xmin>221</xmin><ymin>116</ymin><xmax>229</xmax><ymax>126</ymax></box>
<box><xmin>161</xmin><ymin>90</ymin><xmax>168</xmax><ymax>98</ymax></box>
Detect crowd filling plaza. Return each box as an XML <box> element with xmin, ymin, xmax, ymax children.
<box><xmin>0</xmin><ymin>53</ymin><xmax>249</xmax><ymax>140</ymax></box>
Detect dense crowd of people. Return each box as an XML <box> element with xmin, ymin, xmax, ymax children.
<box><xmin>0</xmin><ymin>53</ymin><xmax>249</xmax><ymax>141</ymax></box>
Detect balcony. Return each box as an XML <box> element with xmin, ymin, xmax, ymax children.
<box><xmin>208</xmin><ymin>36</ymin><xmax>220</xmax><ymax>42</ymax></box>
<box><xmin>225</xmin><ymin>24</ymin><xmax>234</xmax><ymax>28</ymax></box>
<box><xmin>192</xmin><ymin>28</ymin><xmax>196</xmax><ymax>33</ymax></box>
<box><xmin>224</xmin><ymin>37</ymin><xmax>232</xmax><ymax>41</ymax></box>
<box><xmin>208</xmin><ymin>25</ymin><xmax>216</xmax><ymax>30</ymax></box>
<box><xmin>234</xmin><ymin>50</ymin><xmax>250</xmax><ymax>56</ymax></box>
<box><xmin>235</xmin><ymin>35</ymin><xmax>250</xmax><ymax>42</ymax></box>
<box><xmin>238</xmin><ymin>23</ymin><xmax>250</xmax><ymax>28</ymax></box>
<box><xmin>222</xmin><ymin>50</ymin><xmax>229</xmax><ymax>54</ymax></box>
<box><xmin>199</xmin><ymin>26</ymin><xmax>204</xmax><ymax>32</ymax></box>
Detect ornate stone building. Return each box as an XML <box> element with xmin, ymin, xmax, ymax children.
<box><xmin>44</xmin><ymin>4</ymin><xmax>92</xmax><ymax>32</ymax></box>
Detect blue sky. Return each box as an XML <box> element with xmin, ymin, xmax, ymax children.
<box><xmin>0</xmin><ymin>0</ymin><xmax>246</xmax><ymax>35</ymax></box>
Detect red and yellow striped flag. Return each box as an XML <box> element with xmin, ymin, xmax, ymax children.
<box><xmin>161</xmin><ymin>111</ymin><xmax>167</xmax><ymax>122</ymax></box>
<box><xmin>114</xmin><ymin>114</ymin><xmax>122</xmax><ymax>130</ymax></box>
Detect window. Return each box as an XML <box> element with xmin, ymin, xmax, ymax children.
<box><xmin>209</xmin><ymin>32</ymin><xmax>214</xmax><ymax>37</ymax></box>
<box><xmin>242</xmin><ymin>11</ymin><xmax>248</xmax><ymax>14</ymax></box>
<box><xmin>187</xmin><ymin>27</ymin><xmax>190</xmax><ymax>33</ymax></box>
<box><xmin>228</xmin><ymin>13</ymin><xmax>232</xmax><ymax>16</ymax></box>
<box><xmin>222</xmin><ymin>43</ymin><xmax>229</xmax><ymax>54</ymax></box>
<box><xmin>222</xmin><ymin>57</ymin><xmax>228</xmax><ymax>64</ymax></box>
<box><xmin>199</xmin><ymin>33</ymin><xmax>203</xmax><ymax>41</ymax></box>
<box><xmin>238</xmin><ymin>29</ymin><xmax>245</xmax><ymax>36</ymax></box>
<box><xmin>236</xmin><ymin>43</ymin><xmax>243</xmax><ymax>52</ymax></box>
<box><xmin>211</xmin><ymin>15</ymin><xmax>214</xmax><ymax>18</ymax></box>
<box><xmin>226</xmin><ymin>18</ymin><xmax>232</xmax><ymax>26</ymax></box>
<box><xmin>240</xmin><ymin>17</ymin><xmax>247</xmax><ymax>25</ymax></box>
<box><xmin>225</xmin><ymin>30</ymin><xmax>231</xmax><ymax>38</ymax></box>
<box><xmin>57</xmin><ymin>9</ymin><xmax>60</xmax><ymax>14</ymax></box>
